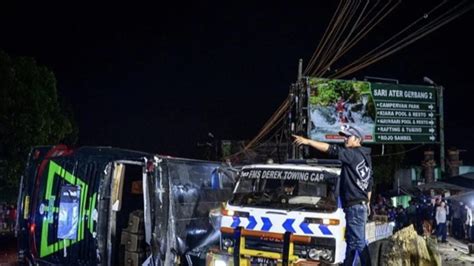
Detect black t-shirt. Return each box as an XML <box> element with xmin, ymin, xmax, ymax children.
<box><xmin>328</xmin><ymin>145</ymin><xmax>373</xmax><ymax>207</ymax></box>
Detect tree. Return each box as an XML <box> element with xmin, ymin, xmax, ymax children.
<box><xmin>0</xmin><ymin>50</ymin><xmax>77</xmax><ymax>201</ymax></box>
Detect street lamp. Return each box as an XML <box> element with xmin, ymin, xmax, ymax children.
<box><xmin>423</xmin><ymin>76</ymin><xmax>436</xmax><ymax>86</ymax></box>
<box><xmin>423</xmin><ymin>76</ymin><xmax>445</xmax><ymax>176</ymax></box>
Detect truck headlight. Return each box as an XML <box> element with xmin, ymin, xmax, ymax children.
<box><xmin>207</xmin><ymin>252</ymin><xmax>234</xmax><ymax>266</ymax></box>
<box><xmin>214</xmin><ymin>260</ymin><xmax>227</xmax><ymax>266</ymax></box>
<box><xmin>320</xmin><ymin>248</ymin><xmax>333</xmax><ymax>261</ymax></box>
<box><xmin>308</xmin><ymin>248</ymin><xmax>321</xmax><ymax>260</ymax></box>
<box><xmin>222</xmin><ymin>238</ymin><xmax>234</xmax><ymax>249</ymax></box>
<box><xmin>308</xmin><ymin>248</ymin><xmax>333</xmax><ymax>261</ymax></box>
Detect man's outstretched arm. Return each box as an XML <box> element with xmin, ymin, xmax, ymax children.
<box><xmin>292</xmin><ymin>135</ymin><xmax>330</xmax><ymax>153</ymax></box>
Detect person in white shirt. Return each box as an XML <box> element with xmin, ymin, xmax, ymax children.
<box><xmin>436</xmin><ymin>201</ymin><xmax>447</xmax><ymax>243</ymax></box>
<box><xmin>465</xmin><ymin>204</ymin><xmax>473</xmax><ymax>241</ymax></box>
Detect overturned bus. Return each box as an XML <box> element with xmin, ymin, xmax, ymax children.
<box><xmin>17</xmin><ymin>145</ymin><xmax>235</xmax><ymax>265</ymax></box>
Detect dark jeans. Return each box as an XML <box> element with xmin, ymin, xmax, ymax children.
<box><xmin>452</xmin><ymin>218</ymin><xmax>462</xmax><ymax>238</ymax></box>
<box><xmin>344</xmin><ymin>203</ymin><xmax>370</xmax><ymax>266</ymax></box>
<box><xmin>437</xmin><ymin>223</ymin><xmax>447</xmax><ymax>242</ymax></box>
<box><xmin>468</xmin><ymin>225</ymin><xmax>474</xmax><ymax>242</ymax></box>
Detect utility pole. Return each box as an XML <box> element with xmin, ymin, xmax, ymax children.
<box><xmin>424</xmin><ymin>77</ymin><xmax>445</xmax><ymax>176</ymax></box>
<box><xmin>297</xmin><ymin>58</ymin><xmax>303</xmax><ymax>82</ymax></box>
<box><xmin>289</xmin><ymin>59</ymin><xmax>304</xmax><ymax>159</ymax></box>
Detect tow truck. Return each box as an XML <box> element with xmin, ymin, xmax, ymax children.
<box><xmin>207</xmin><ymin>160</ymin><xmax>346</xmax><ymax>265</ymax></box>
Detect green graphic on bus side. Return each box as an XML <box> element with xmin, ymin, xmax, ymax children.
<box><xmin>40</xmin><ymin>161</ymin><xmax>98</xmax><ymax>258</ymax></box>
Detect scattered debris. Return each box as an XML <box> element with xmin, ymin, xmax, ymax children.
<box><xmin>379</xmin><ymin>225</ymin><xmax>441</xmax><ymax>266</ymax></box>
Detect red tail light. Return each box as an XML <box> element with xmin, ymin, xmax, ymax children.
<box><xmin>146</xmin><ymin>161</ymin><xmax>155</xmax><ymax>172</ymax></box>
<box><xmin>30</xmin><ymin>223</ymin><xmax>36</xmax><ymax>234</ymax></box>
<box><xmin>33</xmin><ymin>150</ymin><xmax>41</xmax><ymax>159</ymax></box>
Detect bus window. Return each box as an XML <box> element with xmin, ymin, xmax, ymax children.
<box><xmin>57</xmin><ymin>184</ymin><xmax>81</xmax><ymax>240</ymax></box>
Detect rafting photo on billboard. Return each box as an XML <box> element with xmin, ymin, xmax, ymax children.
<box><xmin>308</xmin><ymin>78</ymin><xmax>376</xmax><ymax>143</ymax></box>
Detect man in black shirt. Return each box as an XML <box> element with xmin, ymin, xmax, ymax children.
<box><xmin>293</xmin><ymin>125</ymin><xmax>373</xmax><ymax>266</ymax></box>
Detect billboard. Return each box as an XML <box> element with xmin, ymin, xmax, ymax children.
<box><xmin>307</xmin><ymin>78</ymin><xmax>438</xmax><ymax>144</ymax></box>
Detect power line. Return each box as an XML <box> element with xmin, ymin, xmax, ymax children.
<box><xmin>331</xmin><ymin>0</ymin><xmax>467</xmax><ymax>78</ymax></box>
<box><xmin>305</xmin><ymin>0</ymin><xmax>345</xmax><ymax>74</ymax></box>
<box><xmin>224</xmin><ymin>97</ymin><xmax>292</xmax><ymax>160</ymax></box>
<box><xmin>315</xmin><ymin>0</ymin><xmax>360</xmax><ymax>76</ymax></box>
<box><xmin>317</xmin><ymin>0</ymin><xmax>371</xmax><ymax>76</ymax></box>
<box><xmin>304</xmin><ymin>0</ymin><xmax>473</xmax><ymax>79</ymax></box>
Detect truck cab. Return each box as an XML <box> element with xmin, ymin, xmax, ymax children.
<box><xmin>207</xmin><ymin>161</ymin><xmax>346</xmax><ymax>265</ymax></box>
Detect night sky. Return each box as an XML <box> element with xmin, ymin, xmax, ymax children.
<box><xmin>1</xmin><ymin>1</ymin><xmax>473</xmax><ymax>162</ymax></box>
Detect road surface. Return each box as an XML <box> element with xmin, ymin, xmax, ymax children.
<box><xmin>0</xmin><ymin>231</ymin><xmax>16</xmax><ymax>266</ymax></box>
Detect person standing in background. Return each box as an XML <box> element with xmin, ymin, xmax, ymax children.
<box><xmin>8</xmin><ymin>204</ymin><xmax>17</xmax><ymax>232</ymax></box>
<box><xmin>452</xmin><ymin>202</ymin><xmax>462</xmax><ymax>238</ymax></box>
<box><xmin>466</xmin><ymin>204</ymin><xmax>473</xmax><ymax>242</ymax></box>
<box><xmin>406</xmin><ymin>200</ymin><xmax>417</xmax><ymax>228</ymax></box>
<box><xmin>436</xmin><ymin>201</ymin><xmax>448</xmax><ymax>243</ymax></box>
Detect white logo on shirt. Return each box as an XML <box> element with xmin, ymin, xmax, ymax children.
<box><xmin>356</xmin><ymin>159</ymin><xmax>370</xmax><ymax>191</ymax></box>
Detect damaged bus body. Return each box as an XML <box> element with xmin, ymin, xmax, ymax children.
<box><xmin>17</xmin><ymin>145</ymin><xmax>235</xmax><ymax>265</ymax></box>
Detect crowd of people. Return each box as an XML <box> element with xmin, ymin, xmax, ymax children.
<box><xmin>370</xmin><ymin>194</ymin><xmax>474</xmax><ymax>243</ymax></box>
<box><xmin>0</xmin><ymin>203</ymin><xmax>16</xmax><ymax>232</ymax></box>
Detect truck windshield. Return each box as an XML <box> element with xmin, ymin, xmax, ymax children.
<box><xmin>230</xmin><ymin>168</ymin><xmax>338</xmax><ymax>212</ymax></box>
